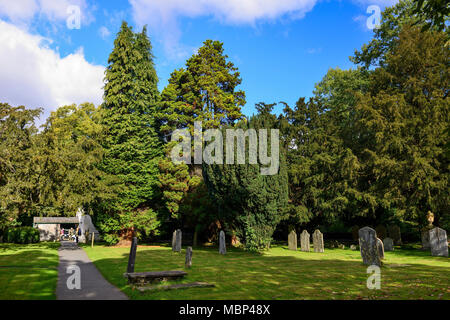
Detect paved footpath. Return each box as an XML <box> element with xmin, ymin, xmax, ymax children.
<box><xmin>56</xmin><ymin>241</ymin><xmax>128</xmax><ymax>300</ymax></box>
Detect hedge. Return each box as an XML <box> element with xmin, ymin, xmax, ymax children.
<box><xmin>5</xmin><ymin>227</ymin><xmax>40</xmax><ymax>244</ymax></box>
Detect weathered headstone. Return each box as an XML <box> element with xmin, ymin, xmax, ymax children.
<box><xmin>219</xmin><ymin>230</ymin><xmax>226</xmax><ymax>254</ymax></box>
<box><xmin>376</xmin><ymin>237</ymin><xmax>385</xmax><ymax>259</ymax></box>
<box><xmin>300</xmin><ymin>230</ymin><xmax>310</xmax><ymax>252</ymax></box>
<box><xmin>173</xmin><ymin>229</ymin><xmax>182</xmax><ymax>252</ymax></box>
<box><xmin>312</xmin><ymin>230</ymin><xmax>324</xmax><ymax>253</ymax></box>
<box><xmin>350</xmin><ymin>244</ymin><xmax>357</xmax><ymax>251</ymax></box>
<box><xmin>172</xmin><ymin>230</ymin><xmax>177</xmax><ymax>251</ymax></box>
<box><xmin>387</xmin><ymin>225</ymin><xmax>402</xmax><ymax>245</ymax></box>
<box><xmin>383</xmin><ymin>237</ymin><xmax>394</xmax><ymax>251</ymax></box>
<box><xmin>375</xmin><ymin>225</ymin><xmax>387</xmax><ymax>240</ymax></box>
<box><xmin>338</xmin><ymin>244</ymin><xmax>345</xmax><ymax>250</ymax></box>
<box><xmin>429</xmin><ymin>227</ymin><xmax>449</xmax><ymax>257</ymax></box>
<box><xmin>127</xmin><ymin>237</ymin><xmax>138</xmax><ymax>274</ymax></box>
<box><xmin>185</xmin><ymin>247</ymin><xmax>193</xmax><ymax>268</ymax></box>
<box><xmin>358</xmin><ymin>227</ymin><xmax>382</xmax><ymax>266</ymax></box>
<box><xmin>288</xmin><ymin>230</ymin><xmax>297</xmax><ymax>251</ymax></box>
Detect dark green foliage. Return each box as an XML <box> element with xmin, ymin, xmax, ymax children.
<box><xmin>203</xmin><ymin>103</ymin><xmax>288</xmax><ymax>251</ymax></box>
<box><xmin>99</xmin><ymin>22</ymin><xmax>162</xmax><ymax>242</ymax></box>
<box><xmin>5</xmin><ymin>227</ymin><xmax>39</xmax><ymax>244</ymax></box>
<box><xmin>412</xmin><ymin>0</ymin><xmax>450</xmax><ymax>31</ymax></box>
<box><xmin>37</xmin><ymin>103</ymin><xmax>115</xmax><ymax>216</ymax></box>
<box><xmin>0</xmin><ymin>103</ymin><xmax>41</xmax><ymax>229</ymax></box>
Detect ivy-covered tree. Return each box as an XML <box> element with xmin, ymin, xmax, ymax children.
<box><xmin>99</xmin><ymin>21</ymin><xmax>162</xmax><ymax>244</ymax></box>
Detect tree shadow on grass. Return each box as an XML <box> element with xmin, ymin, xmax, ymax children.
<box><xmin>85</xmin><ymin>245</ymin><xmax>450</xmax><ymax>300</ymax></box>
<box><xmin>0</xmin><ymin>249</ymin><xmax>59</xmax><ymax>300</ymax></box>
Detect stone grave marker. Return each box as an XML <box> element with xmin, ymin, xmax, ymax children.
<box><xmin>219</xmin><ymin>230</ymin><xmax>226</xmax><ymax>254</ymax></box>
<box><xmin>358</xmin><ymin>227</ymin><xmax>382</xmax><ymax>266</ymax></box>
<box><xmin>173</xmin><ymin>229</ymin><xmax>182</xmax><ymax>252</ymax></box>
<box><xmin>313</xmin><ymin>230</ymin><xmax>324</xmax><ymax>253</ymax></box>
<box><xmin>288</xmin><ymin>230</ymin><xmax>297</xmax><ymax>251</ymax></box>
<box><xmin>172</xmin><ymin>230</ymin><xmax>177</xmax><ymax>251</ymax></box>
<box><xmin>383</xmin><ymin>237</ymin><xmax>394</xmax><ymax>251</ymax></box>
<box><xmin>429</xmin><ymin>227</ymin><xmax>448</xmax><ymax>257</ymax></box>
<box><xmin>127</xmin><ymin>237</ymin><xmax>138</xmax><ymax>274</ymax></box>
<box><xmin>185</xmin><ymin>247</ymin><xmax>193</xmax><ymax>268</ymax></box>
<box><xmin>300</xmin><ymin>230</ymin><xmax>310</xmax><ymax>252</ymax></box>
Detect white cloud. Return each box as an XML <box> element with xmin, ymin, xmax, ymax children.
<box><xmin>99</xmin><ymin>26</ymin><xmax>111</xmax><ymax>39</ymax></box>
<box><xmin>0</xmin><ymin>20</ymin><xmax>104</xmax><ymax>124</ymax></box>
<box><xmin>352</xmin><ymin>0</ymin><xmax>399</xmax><ymax>7</ymax></box>
<box><xmin>129</xmin><ymin>0</ymin><xmax>318</xmax><ymax>60</ymax></box>
<box><xmin>0</xmin><ymin>0</ymin><xmax>93</xmax><ymax>26</ymax></box>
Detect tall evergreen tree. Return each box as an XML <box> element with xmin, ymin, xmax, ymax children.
<box><xmin>203</xmin><ymin>103</ymin><xmax>288</xmax><ymax>251</ymax></box>
<box><xmin>156</xmin><ymin>40</ymin><xmax>245</xmax><ymax>227</ymax></box>
<box><xmin>99</xmin><ymin>22</ymin><xmax>162</xmax><ymax>244</ymax></box>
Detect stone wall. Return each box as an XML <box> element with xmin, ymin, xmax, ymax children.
<box><xmin>37</xmin><ymin>224</ymin><xmax>59</xmax><ymax>241</ymax></box>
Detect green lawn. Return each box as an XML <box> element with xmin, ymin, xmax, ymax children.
<box><xmin>83</xmin><ymin>244</ymin><xmax>450</xmax><ymax>300</ymax></box>
<box><xmin>0</xmin><ymin>242</ymin><xmax>60</xmax><ymax>300</ymax></box>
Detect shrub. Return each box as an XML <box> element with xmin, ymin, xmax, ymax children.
<box><xmin>5</xmin><ymin>227</ymin><xmax>40</xmax><ymax>244</ymax></box>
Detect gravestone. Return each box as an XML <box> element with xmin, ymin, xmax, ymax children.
<box><xmin>429</xmin><ymin>227</ymin><xmax>448</xmax><ymax>257</ymax></box>
<box><xmin>375</xmin><ymin>225</ymin><xmax>387</xmax><ymax>240</ymax></box>
<box><xmin>383</xmin><ymin>237</ymin><xmax>394</xmax><ymax>251</ymax></box>
<box><xmin>387</xmin><ymin>225</ymin><xmax>402</xmax><ymax>245</ymax></box>
<box><xmin>173</xmin><ymin>229</ymin><xmax>182</xmax><ymax>252</ymax></box>
<box><xmin>127</xmin><ymin>237</ymin><xmax>138</xmax><ymax>274</ymax></box>
<box><xmin>185</xmin><ymin>247</ymin><xmax>193</xmax><ymax>268</ymax></box>
<box><xmin>376</xmin><ymin>237</ymin><xmax>385</xmax><ymax>259</ymax></box>
<box><xmin>312</xmin><ymin>230</ymin><xmax>324</xmax><ymax>253</ymax></box>
<box><xmin>172</xmin><ymin>230</ymin><xmax>177</xmax><ymax>251</ymax></box>
<box><xmin>350</xmin><ymin>244</ymin><xmax>357</xmax><ymax>251</ymax></box>
<box><xmin>288</xmin><ymin>230</ymin><xmax>297</xmax><ymax>251</ymax></box>
<box><xmin>338</xmin><ymin>244</ymin><xmax>345</xmax><ymax>250</ymax></box>
<box><xmin>358</xmin><ymin>227</ymin><xmax>382</xmax><ymax>266</ymax></box>
<box><xmin>219</xmin><ymin>230</ymin><xmax>226</xmax><ymax>254</ymax></box>
<box><xmin>300</xmin><ymin>230</ymin><xmax>310</xmax><ymax>252</ymax></box>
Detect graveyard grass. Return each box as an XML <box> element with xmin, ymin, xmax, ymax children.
<box><xmin>83</xmin><ymin>244</ymin><xmax>450</xmax><ymax>300</ymax></box>
<box><xmin>0</xmin><ymin>242</ymin><xmax>60</xmax><ymax>300</ymax></box>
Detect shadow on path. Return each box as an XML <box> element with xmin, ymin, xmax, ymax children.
<box><xmin>56</xmin><ymin>241</ymin><xmax>128</xmax><ymax>300</ymax></box>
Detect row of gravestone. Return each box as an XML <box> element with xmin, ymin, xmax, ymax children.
<box><xmin>358</xmin><ymin>226</ymin><xmax>448</xmax><ymax>267</ymax></box>
<box><xmin>172</xmin><ymin>229</ymin><xmax>227</xmax><ymax>255</ymax></box>
<box><xmin>288</xmin><ymin>230</ymin><xmax>324</xmax><ymax>253</ymax></box>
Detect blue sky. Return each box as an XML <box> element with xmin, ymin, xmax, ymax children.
<box><xmin>0</xmin><ymin>0</ymin><xmax>397</xmax><ymax>121</ymax></box>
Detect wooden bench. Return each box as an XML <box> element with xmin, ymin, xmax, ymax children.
<box><xmin>123</xmin><ymin>271</ymin><xmax>187</xmax><ymax>285</ymax></box>
<box><xmin>137</xmin><ymin>282</ymin><xmax>215</xmax><ymax>293</ymax></box>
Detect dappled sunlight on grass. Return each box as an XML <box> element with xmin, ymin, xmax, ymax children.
<box><xmin>82</xmin><ymin>244</ymin><xmax>449</xmax><ymax>300</ymax></box>
<box><xmin>0</xmin><ymin>243</ymin><xmax>60</xmax><ymax>300</ymax></box>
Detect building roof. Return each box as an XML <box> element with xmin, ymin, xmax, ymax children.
<box><xmin>33</xmin><ymin>217</ymin><xmax>79</xmax><ymax>224</ymax></box>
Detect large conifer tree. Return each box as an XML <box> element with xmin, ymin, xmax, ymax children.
<box><xmin>99</xmin><ymin>22</ymin><xmax>162</xmax><ymax>244</ymax></box>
